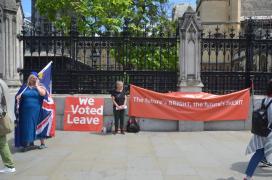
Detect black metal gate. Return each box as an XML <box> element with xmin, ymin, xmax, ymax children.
<box><xmin>20</xmin><ymin>25</ymin><xmax>179</xmax><ymax>94</ymax></box>
<box><xmin>201</xmin><ymin>19</ymin><xmax>272</xmax><ymax>95</ymax></box>
<box><xmin>21</xmin><ymin>18</ymin><xmax>272</xmax><ymax>95</ymax></box>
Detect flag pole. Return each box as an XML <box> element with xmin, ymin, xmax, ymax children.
<box><xmin>38</xmin><ymin>61</ymin><xmax>53</xmax><ymax>74</ymax></box>
<box><xmin>17</xmin><ymin>61</ymin><xmax>53</xmax><ymax>97</ymax></box>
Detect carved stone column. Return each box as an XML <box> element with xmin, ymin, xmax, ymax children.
<box><xmin>0</xmin><ymin>0</ymin><xmax>23</xmax><ymax>88</ymax></box>
<box><xmin>178</xmin><ymin>7</ymin><xmax>204</xmax><ymax>131</ymax></box>
<box><xmin>0</xmin><ymin>5</ymin><xmax>3</xmax><ymax>78</ymax></box>
<box><xmin>178</xmin><ymin>7</ymin><xmax>203</xmax><ymax>92</ymax></box>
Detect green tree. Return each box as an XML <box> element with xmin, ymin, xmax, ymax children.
<box><xmin>36</xmin><ymin>0</ymin><xmax>132</xmax><ymax>33</ymax></box>
<box><xmin>126</xmin><ymin>0</ymin><xmax>176</xmax><ymax>36</ymax></box>
<box><xmin>35</xmin><ymin>0</ymin><xmax>176</xmax><ymax>35</ymax></box>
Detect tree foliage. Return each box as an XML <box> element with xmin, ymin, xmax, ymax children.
<box><xmin>35</xmin><ymin>0</ymin><xmax>176</xmax><ymax>35</ymax></box>
<box><xmin>36</xmin><ymin>0</ymin><xmax>132</xmax><ymax>33</ymax></box>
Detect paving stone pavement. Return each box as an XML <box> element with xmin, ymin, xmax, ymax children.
<box><xmin>1</xmin><ymin>131</ymin><xmax>272</xmax><ymax>180</ymax></box>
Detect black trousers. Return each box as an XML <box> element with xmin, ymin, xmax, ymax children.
<box><xmin>113</xmin><ymin>109</ymin><xmax>125</xmax><ymax>131</ymax></box>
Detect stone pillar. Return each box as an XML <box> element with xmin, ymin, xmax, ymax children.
<box><xmin>229</xmin><ymin>0</ymin><xmax>241</xmax><ymax>32</ymax></box>
<box><xmin>0</xmin><ymin>0</ymin><xmax>23</xmax><ymax>89</ymax></box>
<box><xmin>178</xmin><ymin>7</ymin><xmax>204</xmax><ymax>131</ymax></box>
<box><xmin>178</xmin><ymin>7</ymin><xmax>203</xmax><ymax>92</ymax></box>
<box><xmin>15</xmin><ymin>2</ymin><xmax>24</xmax><ymax>86</ymax></box>
<box><xmin>0</xmin><ymin>5</ymin><xmax>3</xmax><ymax>78</ymax></box>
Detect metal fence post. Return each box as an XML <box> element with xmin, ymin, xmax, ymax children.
<box><xmin>245</xmin><ymin>19</ymin><xmax>254</xmax><ymax>88</ymax></box>
<box><xmin>70</xmin><ymin>16</ymin><xmax>78</xmax><ymax>94</ymax></box>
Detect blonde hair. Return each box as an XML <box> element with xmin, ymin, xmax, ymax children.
<box><xmin>27</xmin><ymin>74</ymin><xmax>37</xmax><ymax>86</ymax></box>
<box><xmin>115</xmin><ymin>81</ymin><xmax>124</xmax><ymax>89</ymax></box>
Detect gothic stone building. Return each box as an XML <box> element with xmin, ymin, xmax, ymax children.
<box><xmin>196</xmin><ymin>0</ymin><xmax>272</xmax><ymax>34</ymax></box>
<box><xmin>0</xmin><ymin>0</ymin><xmax>24</xmax><ymax>88</ymax></box>
<box><xmin>196</xmin><ymin>0</ymin><xmax>272</xmax><ymax>71</ymax></box>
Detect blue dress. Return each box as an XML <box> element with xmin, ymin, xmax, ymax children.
<box><xmin>18</xmin><ymin>87</ymin><xmax>43</xmax><ymax>146</ymax></box>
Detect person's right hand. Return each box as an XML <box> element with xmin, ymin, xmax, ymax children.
<box><xmin>16</xmin><ymin>94</ymin><xmax>21</xmax><ymax>101</ymax></box>
<box><xmin>121</xmin><ymin>105</ymin><xmax>126</xmax><ymax>108</ymax></box>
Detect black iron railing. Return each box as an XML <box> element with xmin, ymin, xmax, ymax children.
<box><xmin>21</xmin><ymin>18</ymin><xmax>272</xmax><ymax>95</ymax></box>
<box><xmin>20</xmin><ymin>23</ymin><xmax>179</xmax><ymax>94</ymax></box>
<box><xmin>200</xmin><ymin>19</ymin><xmax>272</xmax><ymax>94</ymax></box>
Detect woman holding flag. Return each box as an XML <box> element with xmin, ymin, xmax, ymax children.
<box><xmin>15</xmin><ymin>62</ymin><xmax>55</xmax><ymax>151</ymax></box>
<box><xmin>15</xmin><ymin>72</ymin><xmax>47</xmax><ymax>151</ymax></box>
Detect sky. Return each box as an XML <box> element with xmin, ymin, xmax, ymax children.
<box><xmin>22</xmin><ymin>0</ymin><xmax>197</xmax><ymax>18</ymax></box>
<box><xmin>22</xmin><ymin>0</ymin><xmax>31</xmax><ymax>17</ymax></box>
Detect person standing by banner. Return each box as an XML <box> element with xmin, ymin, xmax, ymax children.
<box><xmin>244</xmin><ymin>80</ymin><xmax>272</xmax><ymax>179</ymax></box>
<box><xmin>15</xmin><ymin>72</ymin><xmax>46</xmax><ymax>151</ymax></box>
<box><xmin>111</xmin><ymin>81</ymin><xmax>127</xmax><ymax>134</ymax></box>
<box><xmin>0</xmin><ymin>78</ymin><xmax>16</xmax><ymax>173</ymax></box>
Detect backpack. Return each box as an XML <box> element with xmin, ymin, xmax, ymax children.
<box><xmin>0</xmin><ymin>83</ymin><xmax>13</xmax><ymax>135</ymax></box>
<box><xmin>127</xmin><ymin>118</ymin><xmax>140</xmax><ymax>133</ymax></box>
<box><xmin>251</xmin><ymin>99</ymin><xmax>272</xmax><ymax>137</ymax></box>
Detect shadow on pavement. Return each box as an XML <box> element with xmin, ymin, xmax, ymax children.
<box><xmin>216</xmin><ymin>177</ymin><xmax>236</xmax><ymax>180</ymax></box>
<box><xmin>89</xmin><ymin>132</ymin><xmax>113</xmax><ymax>136</ymax></box>
<box><xmin>7</xmin><ymin>137</ymin><xmax>20</xmax><ymax>154</ymax></box>
<box><xmin>231</xmin><ymin>161</ymin><xmax>272</xmax><ymax>177</ymax></box>
<box><xmin>8</xmin><ymin>137</ymin><xmax>40</xmax><ymax>154</ymax></box>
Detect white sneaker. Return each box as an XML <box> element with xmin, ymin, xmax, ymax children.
<box><xmin>0</xmin><ymin>166</ymin><xmax>16</xmax><ymax>173</ymax></box>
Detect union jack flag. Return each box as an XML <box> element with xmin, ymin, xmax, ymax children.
<box><xmin>36</xmin><ymin>61</ymin><xmax>56</xmax><ymax>138</ymax></box>
<box><xmin>15</xmin><ymin>62</ymin><xmax>56</xmax><ymax>147</ymax></box>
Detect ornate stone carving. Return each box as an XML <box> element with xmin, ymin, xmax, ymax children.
<box><xmin>178</xmin><ymin>7</ymin><xmax>203</xmax><ymax>92</ymax></box>
<box><xmin>3</xmin><ymin>12</ymin><xmax>8</xmax><ymax>20</ymax></box>
<box><xmin>0</xmin><ymin>0</ymin><xmax>23</xmax><ymax>88</ymax></box>
<box><xmin>187</xmin><ymin>23</ymin><xmax>196</xmax><ymax>43</ymax></box>
<box><xmin>1</xmin><ymin>0</ymin><xmax>17</xmax><ymax>12</ymax></box>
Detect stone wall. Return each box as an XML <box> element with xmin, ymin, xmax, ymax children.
<box><xmin>6</xmin><ymin>91</ymin><xmax>261</xmax><ymax>132</ymax></box>
<box><xmin>241</xmin><ymin>0</ymin><xmax>272</xmax><ymax>17</ymax></box>
<box><xmin>198</xmin><ymin>0</ymin><xmax>229</xmax><ymax>23</ymax></box>
<box><xmin>196</xmin><ymin>0</ymin><xmax>241</xmax><ymax>33</ymax></box>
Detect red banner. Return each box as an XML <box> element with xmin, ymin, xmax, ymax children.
<box><xmin>63</xmin><ymin>97</ymin><xmax>104</xmax><ymax>131</ymax></box>
<box><xmin>129</xmin><ymin>85</ymin><xmax>250</xmax><ymax>121</ymax></box>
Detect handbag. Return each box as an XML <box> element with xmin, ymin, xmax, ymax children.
<box><xmin>0</xmin><ymin>113</ymin><xmax>13</xmax><ymax>135</ymax></box>
<box><xmin>0</xmin><ymin>84</ymin><xmax>13</xmax><ymax>135</ymax></box>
